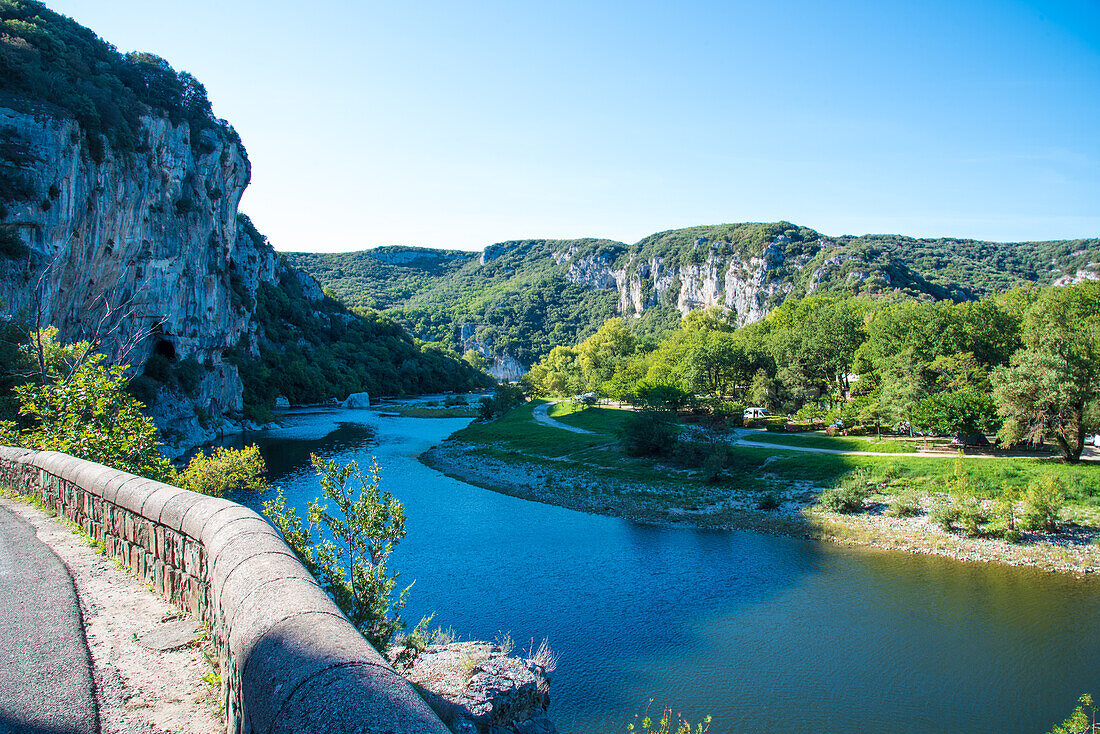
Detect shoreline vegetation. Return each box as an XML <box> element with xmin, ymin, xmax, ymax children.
<box><xmin>419</xmin><ymin>400</ymin><xmax>1100</xmax><ymax>576</ymax></box>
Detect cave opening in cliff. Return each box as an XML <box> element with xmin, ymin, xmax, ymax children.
<box><xmin>154</xmin><ymin>338</ymin><xmax>176</xmax><ymax>361</ymax></box>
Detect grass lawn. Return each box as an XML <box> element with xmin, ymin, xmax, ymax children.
<box><xmin>451</xmin><ymin>400</ymin><xmax>1100</xmax><ymax>513</ymax></box>
<box><xmin>741</xmin><ymin>431</ymin><xmax>917</xmax><ymax>453</ymax></box>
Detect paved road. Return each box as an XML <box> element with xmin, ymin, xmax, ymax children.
<box><xmin>532</xmin><ymin>402</ymin><xmax>596</xmax><ymax>434</ymax></box>
<box><xmin>0</xmin><ymin>504</ymin><xmax>98</xmax><ymax>734</ymax></box>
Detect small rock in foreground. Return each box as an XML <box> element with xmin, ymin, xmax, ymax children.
<box><xmin>394</xmin><ymin>642</ymin><xmax>556</xmax><ymax>734</ymax></box>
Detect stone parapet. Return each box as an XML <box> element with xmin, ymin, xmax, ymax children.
<box><xmin>0</xmin><ymin>446</ymin><xmax>448</xmax><ymax>734</ymax></box>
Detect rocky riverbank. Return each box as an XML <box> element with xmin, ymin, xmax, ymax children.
<box><xmin>391</xmin><ymin>641</ymin><xmax>556</xmax><ymax>734</ymax></box>
<box><xmin>421</xmin><ymin>439</ymin><xmax>1100</xmax><ymax>576</ymax></box>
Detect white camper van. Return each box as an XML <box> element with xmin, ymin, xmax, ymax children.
<box><xmin>743</xmin><ymin>407</ymin><xmax>769</xmax><ymax>421</ymax></box>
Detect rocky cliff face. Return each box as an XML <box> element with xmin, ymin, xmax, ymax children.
<box><xmin>0</xmin><ymin>104</ymin><xmax>277</xmax><ymax>450</ymax></box>
<box><xmin>554</xmin><ymin>236</ymin><xmax>916</xmax><ymax>326</ymax></box>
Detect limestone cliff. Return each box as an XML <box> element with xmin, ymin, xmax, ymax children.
<box><xmin>0</xmin><ymin>103</ymin><xmax>277</xmax><ymax>450</ymax></box>
<box><xmin>552</xmin><ymin>233</ymin><xmax>949</xmax><ymax>327</ymax></box>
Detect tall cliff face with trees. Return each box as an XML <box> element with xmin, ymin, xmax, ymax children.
<box><xmin>0</xmin><ymin>0</ymin><xmax>488</xmax><ymax>448</ymax></box>
<box><xmin>289</xmin><ymin>223</ymin><xmax>1099</xmax><ymax>375</ymax></box>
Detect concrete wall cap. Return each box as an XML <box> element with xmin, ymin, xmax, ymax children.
<box><xmin>178</xmin><ymin>495</ymin><xmax>236</xmax><ymax>540</ymax></box>
<box><xmin>104</xmin><ymin>475</ymin><xmax>147</xmax><ymax>506</ymax></box>
<box><xmin>226</xmin><ymin>577</ymin><xmax>345</xmax><ymax>671</ymax></box>
<box><xmin>216</xmin><ymin>551</ymin><xmax>318</xmax><ymax>631</ymax></box>
<box><xmin>34</xmin><ymin>451</ymin><xmax>78</xmax><ymax>477</ymax></box>
<box><xmin>0</xmin><ymin>445</ymin><xmax>36</xmax><ymax>462</ymax></box>
<box><xmin>113</xmin><ymin>477</ymin><xmax>165</xmax><ymax>516</ymax></box>
<box><xmin>209</xmin><ymin>529</ymin><xmax>296</xmax><ymax>593</ymax></box>
<box><xmin>96</xmin><ymin>469</ymin><xmax>137</xmax><ymax>504</ymax></box>
<box><xmin>199</xmin><ymin>505</ymin><xmax>265</xmax><ymax>549</ymax></box>
<box><xmin>269</xmin><ymin>661</ymin><xmax>449</xmax><ymax>734</ymax></box>
<box><xmin>242</xmin><ymin>612</ymin><xmax>405</xmax><ymax>734</ymax></box>
<box><xmin>89</xmin><ymin>467</ymin><xmax>134</xmax><ymax>501</ymax></box>
<box><xmin>158</xmin><ymin>490</ymin><xmax>204</xmax><ymax>532</ymax></box>
<box><xmin>139</xmin><ymin>483</ymin><xmax>189</xmax><ymax>523</ymax></box>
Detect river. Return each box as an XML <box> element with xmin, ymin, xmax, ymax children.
<box><xmin>226</xmin><ymin>406</ymin><xmax>1100</xmax><ymax>734</ymax></box>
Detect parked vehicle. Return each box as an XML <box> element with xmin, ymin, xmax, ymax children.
<box><xmin>744</xmin><ymin>407</ymin><xmax>769</xmax><ymax>421</ymax></box>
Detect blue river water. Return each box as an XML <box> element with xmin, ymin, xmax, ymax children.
<box><xmin>229</xmin><ymin>407</ymin><xmax>1100</xmax><ymax>734</ymax></box>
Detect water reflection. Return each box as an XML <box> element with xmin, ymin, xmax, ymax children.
<box><xmin>229</xmin><ymin>408</ymin><xmax>1100</xmax><ymax>734</ymax></box>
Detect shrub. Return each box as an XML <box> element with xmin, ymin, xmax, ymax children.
<box><xmin>819</xmin><ymin>479</ymin><xmax>869</xmax><ymax>514</ymax></box>
<box><xmin>1021</xmin><ymin>473</ymin><xmax>1066</xmax><ymax>532</ymax></box>
<box><xmin>619</xmin><ymin>412</ymin><xmax>677</xmax><ymax>457</ymax></box>
<box><xmin>929</xmin><ymin>494</ymin><xmax>961</xmax><ymax>531</ymax></box>
<box><xmin>756</xmin><ymin>493</ymin><xmax>780</xmax><ymax>510</ymax></box>
<box><xmin>955</xmin><ymin>493</ymin><xmax>987</xmax><ymax>537</ymax></box>
<box><xmin>2</xmin><ymin>356</ymin><xmax>173</xmax><ymax>482</ymax></box>
<box><xmin>887</xmin><ymin>489</ymin><xmax>923</xmax><ymax>518</ymax></box>
<box><xmin>263</xmin><ymin>455</ymin><xmax>410</xmax><ymax>650</ymax></box>
<box><xmin>700</xmin><ymin>447</ymin><xmax>728</xmax><ymax>483</ymax></box>
<box><xmin>176</xmin><ymin>444</ymin><xmax>268</xmax><ymax>497</ymax></box>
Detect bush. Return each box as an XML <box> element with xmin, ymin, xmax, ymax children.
<box><xmin>172</xmin><ymin>358</ymin><xmax>204</xmax><ymax>395</ymax></box>
<box><xmin>955</xmin><ymin>493</ymin><xmax>987</xmax><ymax>537</ymax></box>
<box><xmin>619</xmin><ymin>412</ymin><xmax>677</xmax><ymax>457</ymax></box>
<box><xmin>700</xmin><ymin>447</ymin><xmax>728</xmax><ymax>483</ymax></box>
<box><xmin>478</xmin><ymin>382</ymin><xmax>526</xmax><ymax>421</ymax></box>
<box><xmin>929</xmin><ymin>494</ymin><xmax>961</xmax><ymax>530</ymax></box>
<box><xmin>2</xmin><ymin>356</ymin><xmax>173</xmax><ymax>482</ymax></box>
<box><xmin>756</xmin><ymin>493</ymin><xmax>780</xmax><ymax>510</ymax></box>
<box><xmin>887</xmin><ymin>490</ymin><xmax>923</xmax><ymax>518</ymax></box>
<box><xmin>819</xmin><ymin>477</ymin><xmax>869</xmax><ymax>513</ymax></box>
<box><xmin>1021</xmin><ymin>474</ymin><xmax>1066</xmax><ymax>532</ymax></box>
<box><xmin>263</xmin><ymin>455</ymin><xmax>410</xmax><ymax>650</ymax></box>
<box><xmin>176</xmin><ymin>445</ymin><xmax>268</xmax><ymax>497</ymax></box>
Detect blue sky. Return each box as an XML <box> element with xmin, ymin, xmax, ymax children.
<box><xmin>46</xmin><ymin>0</ymin><xmax>1100</xmax><ymax>251</ymax></box>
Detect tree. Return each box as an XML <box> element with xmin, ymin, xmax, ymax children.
<box><xmin>911</xmin><ymin>387</ymin><xmax>999</xmax><ymax>438</ymax></box>
<box><xmin>0</xmin><ymin>355</ymin><xmax>173</xmax><ymax>482</ymax></box>
<box><xmin>991</xmin><ymin>283</ymin><xmax>1100</xmax><ymax>462</ymax></box>
<box><xmin>576</xmin><ymin>318</ymin><xmax>636</xmax><ymax>392</ymax></box>
<box><xmin>263</xmin><ymin>455</ymin><xmax>410</xmax><ymax>650</ymax></box>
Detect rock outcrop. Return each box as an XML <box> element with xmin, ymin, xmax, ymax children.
<box><xmin>397</xmin><ymin>642</ymin><xmax>556</xmax><ymax>734</ymax></box>
<box><xmin>343</xmin><ymin>392</ymin><xmax>371</xmax><ymax>409</ymax></box>
<box><xmin>0</xmin><ymin>103</ymin><xmax>277</xmax><ymax>451</ymax></box>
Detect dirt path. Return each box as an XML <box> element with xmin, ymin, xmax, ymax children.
<box><xmin>531</xmin><ymin>402</ymin><xmax>596</xmax><ymax>434</ymax></box>
<box><xmin>728</xmin><ymin>429</ymin><xmax>1094</xmax><ymax>460</ymax></box>
<box><xmin>0</xmin><ymin>495</ymin><xmax>224</xmax><ymax>734</ymax></box>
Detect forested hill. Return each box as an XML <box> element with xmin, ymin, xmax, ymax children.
<box><xmin>289</xmin><ymin>223</ymin><xmax>1100</xmax><ymax>371</ymax></box>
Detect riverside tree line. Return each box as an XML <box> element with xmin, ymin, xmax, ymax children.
<box><xmin>522</xmin><ymin>281</ymin><xmax>1100</xmax><ymax>462</ymax></box>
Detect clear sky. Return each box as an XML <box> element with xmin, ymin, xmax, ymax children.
<box><xmin>45</xmin><ymin>0</ymin><xmax>1100</xmax><ymax>252</ymax></box>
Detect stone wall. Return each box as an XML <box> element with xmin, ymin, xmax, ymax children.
<box><xmin>0</xmin><ymin>446</ymin><xmax>449</xmax><ymax>734</ymax></box>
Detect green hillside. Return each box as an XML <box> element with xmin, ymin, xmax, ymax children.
<box><xmin>292</xmin><ymin>223</ymin><xmax>1099</xmax><ymax>367</ymax></box>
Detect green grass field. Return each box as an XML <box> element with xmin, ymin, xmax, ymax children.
<box><xmin>741</xmin><ymin>431</ymin><xmax>918</xmax><ymax>454</ymax></box>
<box><xmin>451</xmin><ymin>400</ymin><xmax>1100</xmax><ymax>512</ymax></box>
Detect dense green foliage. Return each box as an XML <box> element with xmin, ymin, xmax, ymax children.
<box><xmin>284</xmin><ymin>247</ymin><xmax>475</xmax><ymax>310</ymax></box>
<box><xmin>0</xmin><ymin>355</ymin><xmax>173</xmax><ymax>481</ymax></box>
<box><xmin>232</xmin><ymin>258</ymin><xmax>491</xmax><ymax>422</ymax></box>
<box><xmin>264</xmin><ymin>455</ymin><xmax>410</xmax><ymax>650</ymax></box>
<box><xmin>523</xmin><ymin>281</ymin><xmax>1100</xmax><ymax>462</ymax></box>
<box><xmin>0</xmin><ymin>0</ymin><xmax>239</xmax><ymax>161</ymax></box>
<box><xmin>176</xmin><ymin>444</ymin><xmax>268</xmax><ymax>498</ymax></box>
<box><xmin>293</xmin><ymin>223</ymin><xmax>1098</xmax><ymax>373</ymax></box>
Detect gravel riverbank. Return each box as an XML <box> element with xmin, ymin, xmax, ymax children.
<box><xmin>421</xmin><ymin>439</ymin><xmax>1100</xmax><ymax>576</ymax></box>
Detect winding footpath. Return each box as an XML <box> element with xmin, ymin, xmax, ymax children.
<box><xmin>532</xmin><ymin>402</ymin><xmax>596</xmax><ymax>434</ymax></box>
